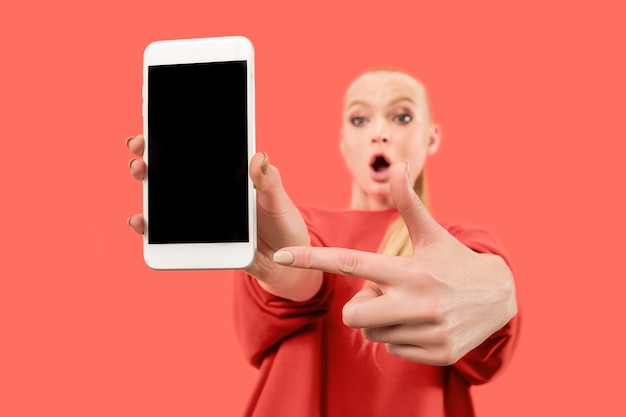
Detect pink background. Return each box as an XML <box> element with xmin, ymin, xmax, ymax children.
<box><xmin>1</xmin><ymin>0</ymin><xmax>625</xmax><ymax>415</ymax></box>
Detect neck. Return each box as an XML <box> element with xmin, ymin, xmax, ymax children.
<box><xmin>349</xmin><ymin>182</ymin><xmax>394</xmax><ymax>210</ymax></box>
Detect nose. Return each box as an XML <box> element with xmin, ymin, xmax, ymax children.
<box><xmin>371</xmin><ymin>117</ymin><xmax>390</xmax><ymax>144</ymax></box>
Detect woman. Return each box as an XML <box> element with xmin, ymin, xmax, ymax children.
<box><xmin>127</xmin><ymin>68</ymin><xmax>519</xmax><ymax>417</ymax></box>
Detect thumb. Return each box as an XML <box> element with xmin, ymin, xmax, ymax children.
<box><xmin>250</xmin><ymin>152</ymin><xmax>289</xmax><ymax>213</ymax></box>
<box><xmin>389</xmin><ymin>162</ymin><xmax>443</xmax><ymax>247</ymax></box>
<box><xmin>250</xmin><ymin>152</ymin><xmax>309</xmax><ymax>246</ymax></box>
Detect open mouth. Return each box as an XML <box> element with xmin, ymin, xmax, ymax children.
<box><xmin>370</xmin><ymin>154</ymin><xmax>391</xmax><ymax>172</ymax></box>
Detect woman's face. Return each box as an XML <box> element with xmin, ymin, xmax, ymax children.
<box><xmin>341</xmin><ymin>70</ymin><xmax>440</xmax><ymax>208</ymax></box>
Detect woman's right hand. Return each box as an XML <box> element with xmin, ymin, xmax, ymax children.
<box><xmin>126</xmin><ymin>134</ymin><xmax>323</xmax><ymax>301</ymax></box>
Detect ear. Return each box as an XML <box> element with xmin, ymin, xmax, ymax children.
<box><xmin>427</xmin><ymin>124</ymin><xmax>441</xmax><ymax>155</ymax></box>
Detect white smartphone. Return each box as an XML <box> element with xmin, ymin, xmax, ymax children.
<box><xmin>142</xmin><ymin>36</ymin><xmax>256</xmax><ymax>270</ymax></box>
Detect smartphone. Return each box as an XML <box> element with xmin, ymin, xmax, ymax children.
<box><xmin>142</xmin><ymin>36</ymin><xmax>256</xmax><ymax>270</ymax></box>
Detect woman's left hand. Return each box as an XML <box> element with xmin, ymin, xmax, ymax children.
<box><xmin>273</xmin><ymin>162</ymin><xmax>517</xmax><ymax>366</ymax></box>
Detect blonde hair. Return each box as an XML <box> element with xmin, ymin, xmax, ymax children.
<box><xmin>351</xmin><ymin>68</ymin><xmax>433</xmax><ymax>257</ymax></box>
<box><xmin>378</xmin><ymin>172</ymin><xmax>429</xmax><ymax>256</ymax></box>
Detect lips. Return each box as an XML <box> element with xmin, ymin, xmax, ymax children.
<box><xmin>369</xmin><ymin>153</ymin><xmax>392</xmax><ymax>182</ymax></box>
<box><xmin>370</xmin><ymin>153</ymin><xmax>391</xmax><ymax>171</ymax></box>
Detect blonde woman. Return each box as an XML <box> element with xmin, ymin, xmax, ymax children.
<box><xmin>127</xmin><ymin>69</ymin><xmax>519</xmax><ymax>417</ymax></box>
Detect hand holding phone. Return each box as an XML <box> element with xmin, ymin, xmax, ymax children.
<box><xmin>142</xmin><ymin>36</ymin><xmax>256</xmax><ymax>270</ymax></box>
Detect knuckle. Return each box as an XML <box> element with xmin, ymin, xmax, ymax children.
<box><xmin>429</xmin><ymin>325</ymin><xmax>451</xmax><ymax>345</ymax></box>
<box><xmin>420</xmin><ymin>298</ymin><xmax>447</xmax><ymax>323</ymax></box>
<box><xmin>300</xmin><ymin>248</ymin><xmax>315</xmax><ymax>269</ymax></box>
<box><xmin>428</xmin><ymin>331</ymin><xmax>460</xmax><ymax>366</ymax></box>
<box><xmin>431</xmin><ymin>347</ymin><xmax>457</xmax><ymax>366</ymax></box>
<box><xmin>337</xmin><ymin>251</ymin><xmax>360</xmax><ymax>276</ymax></box>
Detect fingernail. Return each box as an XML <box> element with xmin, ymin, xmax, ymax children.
<box><xmin>261</xmin><ymin>152</ymin><xmax>269</xmax><ymax>175</ymax></box>
<box><xmin>273</xmin><ymin>251</ymin><xmax>295</xmax><ymax>265</ymax></box>
<box><xmin>126</xmin><ymin>216</ymin><xmax>132</xmax><ymax>226</ymax></box>
<box><xmin>125</xmin><ymin>136</ymin><xmax>134</xmax><ymax>148</ymax></box>
<box><xmin>128</xmin><ymin>158</ymin><xmax>135</xmax><ymax>169</ymax></box>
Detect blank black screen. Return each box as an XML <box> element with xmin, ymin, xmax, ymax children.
<box><xmin>147</xmin><ymin>61</ymin><xmax>248</xmax><ymax>244</ymax></box>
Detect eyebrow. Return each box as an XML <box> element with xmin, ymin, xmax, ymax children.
<box><xmin>388</xmin><ymin>96</ymin><xmax>417</xmax><ymax>107</ymax></box>
<box><xmin>346</xmin><ymin>96</ymin><xmax>417</xmax><ymax>110</ymax></box>
<box><xmin>345</xmin><ymin>99</ymin><xmax>371</xmax><ymax>110</ymax></box>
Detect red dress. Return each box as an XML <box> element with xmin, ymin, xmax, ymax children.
<box><xmin>233</xmin><ymin>207</ymin><xmax>519</xmax><ymax>417</ymax></box>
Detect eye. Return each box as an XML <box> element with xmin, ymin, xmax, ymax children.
<box><xmin>394</xmin><ymin>113</ymin><xmax>412</xmax><ymax>124</ymax></box>
<box><xmin>351</xmin><ymin>116</ymin><xmax>367</xmax><ymax>126</ymax></box>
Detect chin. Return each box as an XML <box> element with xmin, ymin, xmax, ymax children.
<box><xmin>354</xmin><ymin>176</ymin><xmax>391</xmax><ymax>197</ymax></box>
<box><xmin>366</xmin><ymin>185</ymin><xmax>391</xmax><ymax>198</ymax></box>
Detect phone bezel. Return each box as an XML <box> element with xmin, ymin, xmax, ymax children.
<box><xmin>142</xmin><ymin>36</ymin><xmax>256</xmax><ymax>270</ymax></box>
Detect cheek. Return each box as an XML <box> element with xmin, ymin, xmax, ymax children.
<box><xmin>342</xmin><ymin>125</ymin><xmax>369</xmax><ymax>143</ymax></box>
<box><xmin>400</xmin><ymin>140</ymin><xmax>430</xmax><ymax>172</ymax></box>
<box><xmin>341</xmin><ymin>130</ymin><xmax>367</xmax><ymax>158</ymax></box>
<box><xmin>343</xmin><ymin>144</ymin><xmax>366</xmax><ymax>167</ymax></box>
<box><xmin>396</xmin><ymin>135</ymin><xmax>420</xmax><ymax>156</ymax></box>
<box><xmin>395</xmin><ymin>128</ymin><xmax>429</xmax><ymax>155</ymax></box>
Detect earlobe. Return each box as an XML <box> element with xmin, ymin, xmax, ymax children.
<box><xmin>428</xmin><ymin>124</ymin><xmax>441</xmax><ymax>155</ymax></box>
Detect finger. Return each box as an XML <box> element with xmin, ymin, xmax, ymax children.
<box><xmin>384</xmin><ymin>344</ymin><xmax>446</xmax><ymax>366</ymax></box>
<box><xmin>385</xmin><ymin>343</ymin><xmax>456</xmax><ymax>366</ymax></box>
<box><xmin>361</xmin><ymin>322</ymin><xmax>444</xmax><ymax>347</ymax></box>
<box><xmin>250</xmin><ymin>152</ymin><xmax>289</xmax><ymax>207</ymax></box>
<box><xmin>249</xmin><ymin>152</ymin><xmax>310</xmax><ymax>247</ymax></box>
<box><xmin>343</xmin><ymin>283</ymin><xmax>438</xmax><ymax>329</ymax></box>
<box><xmin>128</xmin><ymin>157</ymin><xmax>146</xmax><ymax>181</ymax></box>
<box><xmin>342</xmin><ymin>285</ymin><xmax>392</xmax><ymax>328</ymax></box>
<box><xmin>249</xmin><ymin>152</ymin><xmax>273</xmax><ymax>191</ymax></box>
<box><xmin>127</xmin><ymin>214</ymin><xmax>145</xmax><ymax>235</ymax></box>
<box><xmin>389</xmin><ymin>162</ymin><xmax>443</xmax><ymax>247</ymax></box>
<box><xmin>273</xmin><ymin>246</ymin><xmax>406</xmax><ymax>286</ymax></box>
<box><xmin>126</xmin><ymin>134</ymin><xmax>144</xmax><ymax>157</ymax></box>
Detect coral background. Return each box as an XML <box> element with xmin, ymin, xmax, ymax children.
<box><xmin>1</xmin><ymin>0</ymin><xmax>625</xmax><ymax>415</ymax></box>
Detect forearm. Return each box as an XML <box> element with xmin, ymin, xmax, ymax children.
<box><xmin>233</xmin><ymin>269</ymin><xmax>331</xmax><ymax>367</ymax></box>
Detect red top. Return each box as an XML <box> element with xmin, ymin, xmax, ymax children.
<box><xmin>233</xmin><ymin>207</ymin><xmax>519</xmax><ymax>417</ymax></box>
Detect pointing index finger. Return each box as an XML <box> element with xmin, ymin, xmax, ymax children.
<box><xmin>274</xmin><ymin>246</ymin><xmax>403</xmax><ymax>286</ymax></box>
